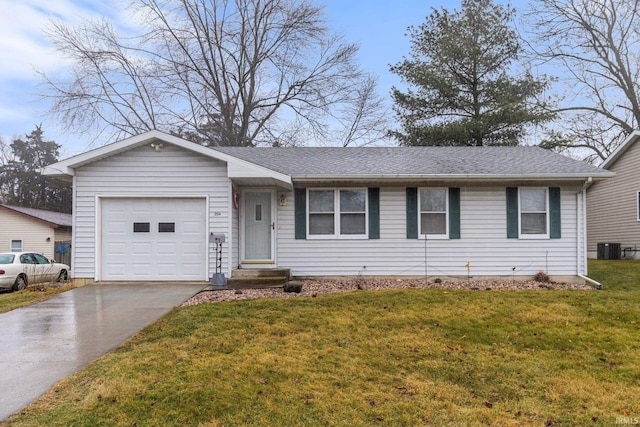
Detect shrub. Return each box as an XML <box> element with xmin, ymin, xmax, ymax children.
<box><xmin>533</xmin><ymin>271</ymin><xmax>550</xmax><ymax>283</ymax></box>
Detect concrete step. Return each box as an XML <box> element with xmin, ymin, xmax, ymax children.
<box><xmin>224</xmin><ymin>276</ymin><xmax>289</xmax><ymax>289</ymax></box>
<box><xmin>231</xmin><ymin>268</ymin><xmax>290</xmax><ymax>279</ymax></box>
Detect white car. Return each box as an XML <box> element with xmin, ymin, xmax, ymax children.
<box><xmin>0</xmin><ymin>252</ymin><xmax>70</xmax><ymax>292</ymax></box>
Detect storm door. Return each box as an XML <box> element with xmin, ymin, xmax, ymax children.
<box><xmin>242</xmin><ymin>190</ymin><xmax>275</xmax><ymax>264</ymax></box>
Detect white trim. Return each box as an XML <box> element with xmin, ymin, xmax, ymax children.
<box><xmin>582</xmin><ymin>187</ymin><xmax>588</xmax><ymax>275</ymax></box>
<box><xmin>95</xmin><ymin>194</ymin><xmax>101</xmax><ymax>281</ymax></box>
<box><xmin>602</xmin><ymin>130</ymin><xmax>640</xmax><ymax>169</ymax></box>
<box><xmin>637</xmin><ymin>191</ymin><xmax>640</xmax><ymax>222</ymax></box>
<box><xmin>306</xmin><ymin>188</ymin><xmax>369</xmax><ymax>239</ymax></box>
<box><xmin>205</xmin><ymin>194</ymin><xmax>211</xmax><ymax>280</ymax></box>
<box><xmin>227</xmin><ymin>180</ymin><xmax>234</xmax><ymax>277</ymax></box>
<box><xmin>518</xmin><ymin>187</ymin><xmax>550</xmax><ymax>240</ymax></box>
<box><xmin>418</xmin><ymin>187</ymin><xmax>449</xmax><ymax>240</ymax></box>
<box><xmin>239</xmin><ymin>188</ymin><xmax>277</xmax><ymax>266</ymax></box>
<box><xmin>96</xmin><ymin>194</ymin><xmax>209</xmax><ymax>281</ymax></box>
<box><xmin>292</xmin><ymin>173</ymin><xmax>613</xmax><ymax>183</ymax></box>
<box><xmin>71</xmin><ymin>175</ymin><xmax>77</xmax><ymax>278</ymax></box>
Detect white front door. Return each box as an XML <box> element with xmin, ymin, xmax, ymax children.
<box><xmin>242</xmin><ymin>190</ymin><xmax>275</xmax><ymax>265</ymax></box>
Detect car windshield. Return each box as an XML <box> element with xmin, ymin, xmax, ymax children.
<box><xmin>0</xmin><ymin>254</ymin><xmax>15</xmax><ymax>264</ymax></box>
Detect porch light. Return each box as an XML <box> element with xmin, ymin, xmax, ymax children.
<box><xmin>279</xmin><ymin>194</ymin><xmax>287</xmax><ymax>206</ymax></box>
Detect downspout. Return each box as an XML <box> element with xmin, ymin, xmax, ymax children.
<box><xmin>577</xmin><ymin>177</ymin><xmax>603</xmax><ymax>289</ymax></box>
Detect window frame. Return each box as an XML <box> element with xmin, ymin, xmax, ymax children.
<box><xmin>10</xmin><ymin>239</ymin><xmax>23</xmax><ymax>252</ymax></box>
<box><xmin>306</xmin><ymin>188</ymin><xmax>368</xmax><ymax>239</ymax></box>
<box><xmin>518</xmin><ymin>187</ymin><xmax>550</xmax><ymax>239</ymax></box>
<box><xmin>418</xmin><ymin>187</ymin><xmax>449</xmax><ymax>239</ymax></box>
<box><xmin>637</xmin><ymin>191</ymin><xmax>640</xmax><ymax>221</ymax></box>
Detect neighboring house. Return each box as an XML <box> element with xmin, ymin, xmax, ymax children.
<box><xmin>587</xmin><ymin>130</ymin><xmax>640</xmax><ymax>259</ymax></box>
<box><xmin>43</xmin><ymin>130</ymin><xmax>612</xmax><ymax>285</ymax></box>
<box><xmin>0</xmin><ymin>204</ymin><xmax>72</xmax><ymax>261</ymax></box>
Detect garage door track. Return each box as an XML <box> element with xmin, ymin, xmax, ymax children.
<box><xmin>0</xmin><ymin>283</ymin><xmax>204</xmax><ymax>421</ymax></box>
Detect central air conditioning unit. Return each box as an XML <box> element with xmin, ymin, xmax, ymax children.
<box><xmin>597</xmin><ymin>243</ymin><xmax>621</xmax><ymax>260</ymax></box>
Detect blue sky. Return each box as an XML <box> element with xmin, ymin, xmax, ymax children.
<box><xmin>0</xmin><ymin>0</ymin><xmax>524</xmax><ymax>157</ymax></box>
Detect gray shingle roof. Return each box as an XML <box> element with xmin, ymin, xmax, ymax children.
<box><xmin>1</xmin><ymin>205</ymin><xmax>72</xmax><ymax>227</ymax></box>
<box><xmin>214</xmin><ymin>146</ymin><xmax>610</xmax><ymax>178</ymax></box>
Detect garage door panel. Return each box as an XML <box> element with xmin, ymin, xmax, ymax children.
<box><xmin>106</xmin><ymin>220</ymin><xmax>127</xmax><ymax>233</ymax></box>
<box><xmin>132</xmin><ymin>243</ymin><xmax>152</xmax><ymax>255</ymax></box>
<box><xmin>157</xmin><ymin>242</ymin><xmax>177</xmax><ymax>254</ymax></box>
<box><xmin>157</xmin><ymin>264</ymin><xmax>177</xmax><ymax>275</ymax></box>
<box><xmin>132</xmin><ymin>263</ymin><xmax>152</xmax><ymax>276</ymax></box>
<box><xmin>106</xmin><ymin>242</ymin><xmax>127</xmax><ymax>255</ymax></box>
<box><xmin>101</xmin><ymin>198</ymin><xmax>207</xmax><ymax>281</ymax></box>
<box><xmin>181</xmin><ymin>242</ymin><xmax>202</xmax><ymax>254</ymax></box>
<box><xmin>182</xmin><ymin>264</ymin><xmax>203</xmax><ymax>277</ymax></box>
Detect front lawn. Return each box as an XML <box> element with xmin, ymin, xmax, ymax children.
<box><xmin>0</xmin><ymin>283</ymin><xmax>78</xmax><ymax>314</ymax></box>
<box><xmin>6</xmin><ymin>260</ymin><xmax>640</xmax><ymax>426</ymax></box>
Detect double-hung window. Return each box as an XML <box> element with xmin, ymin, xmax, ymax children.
<box><xmin>10</xmin><ymin>239</ymin><xmax>22</xmax><ymax>252</ymax></box>
<box><xmin>419</xmin><ymin>188</ymin><xmax>448</xmax><ymax>238</ymax></box>
<box><xmin>520</xmin><ymin>188</ymin><xmax>548</xmax><ymax>236</ymax></box>
<box><xmin>308</xmin><ymin>189</ymin><xmax>367</xmax><ymax>238</ymax></box>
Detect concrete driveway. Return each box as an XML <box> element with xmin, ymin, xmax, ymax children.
<box><xmin>0</xmin><ymin>283</ymin><xmax>205</xmax><ymax>421</ymax></box>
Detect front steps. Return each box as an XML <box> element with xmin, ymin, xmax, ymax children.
<box><xmin>222</xmin><ymin>268</ymin><xmax>291</xmax><ymax>289</ymax></box>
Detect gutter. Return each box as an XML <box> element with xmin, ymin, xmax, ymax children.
<box><xmin>576</xmin><ymin>176</ymin><xmax>602</xmax><ymax>289</ymax></box>
<box><xmin>292</xmin><ymin>173</ymin><xmax>614</xmax><ymax>184</ymax></box>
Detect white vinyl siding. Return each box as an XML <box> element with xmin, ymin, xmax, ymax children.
<box><xmin>279</xmin><ymin>186</ymin><xmax>580</xmax><ymax>279</ymax></box>
<box><xmin>73</xmin><ymin>143</ymin><xmax>231</xmax><ymax>280</ymax></box>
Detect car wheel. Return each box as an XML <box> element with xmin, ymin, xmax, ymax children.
<box><xmin>13</xmin><ymin>275</ymin><xmax>27</xmax><ymax>291</ymax></box>
<box><xmin>57</xmin><ymin>270</ymin><xmax>68</xmax><ymax>283</ymax></box>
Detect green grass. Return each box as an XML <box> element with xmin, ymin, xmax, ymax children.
<box><xmin>5</xmin><ymin>260</ymin><xmax>640</xmax><ymax>426</ymax></box>
<box><xmin>0</xmin><ymin>283</ymin><xmax>78</xmax><ymax>314</ymax></box>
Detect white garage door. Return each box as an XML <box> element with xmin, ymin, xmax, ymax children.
<box><xmin>101</xmin><ymin>198</ymin><xmax>207</xmax><ymax>281</ymax></box>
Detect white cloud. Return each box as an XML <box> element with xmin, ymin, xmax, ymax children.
<box><xmin>0</xmin><ymin>0</ymin><xmax>137</xmax><ymax>153</ymax></box>
<box><xmin>0</xmin><ymin>0</ymin><xmax>134</xmax><ymax>80</ymax></box>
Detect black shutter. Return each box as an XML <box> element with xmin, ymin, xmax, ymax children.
<box><xmin>406</xmin><ymin>188</ymin><xmax>418</xmax><ymax>239</ymax></box>
<box><xmin>294</xmin><ymin>188</ymin><xmax>306</xmax><ymax>239</ymax></box>
<box><xmin>449</xmin><ymin>188</ymin><xmax>460</xmax><ymax>239</ymax></box>
<box><xmin>368</xmin><ymin>188</ymin><xmax>380</xmax><ymax>239</ymax></box>
<box><xmin>549</xmin><ymin>187</ymin><xmax>561</xmax><ymax>239</ymax></box>
<box><xmin>506</xmin><ymin>187</ymin><xmax>519</xmax><ymax>238</ymax></box>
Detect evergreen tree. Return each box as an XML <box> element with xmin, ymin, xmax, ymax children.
<box><xmin>390</xmin><ymin>0</ymin><xmax>553</xmax><ymax>146</ymax></box>
<box><xmin>0</xmin><ymin>125</ymin><xmax>72</xmax><ymax>213</ymax></box>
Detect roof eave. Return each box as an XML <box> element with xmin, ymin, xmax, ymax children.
<box><xmin>0</xmin><ymin>205</ymin><xmax>66</xmax><ymax>228</ymax></box>
<box><xmin>601</xmin><ymin>130</ymin><xmax>640</xmax><ymax>169</ymax></box>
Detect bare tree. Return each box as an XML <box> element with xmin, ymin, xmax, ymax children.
<box><xmin>41</xmin><ymin>0</ymin><xmax>388</xmax><ymax>147</ymax></box>
<box><xmin>527</xmin><ymin>0</ymin><xmax>640</xmax><ymax>162</ymax></box>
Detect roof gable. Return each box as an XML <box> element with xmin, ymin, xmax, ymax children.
<box><xmin>601</xmin><ymin>131</ymin><xmax>640</xmax><ymax>170</ymax></box>
<box><xmin>42</xmin><ymin>130</ymin><xmax>292</xmax><ymax>187</ymax></box>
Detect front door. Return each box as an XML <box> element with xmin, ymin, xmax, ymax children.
<box><xmin>242</xmin><ymin>190</ymin><xmax>275</xmax><ymax>265</ymax></box>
